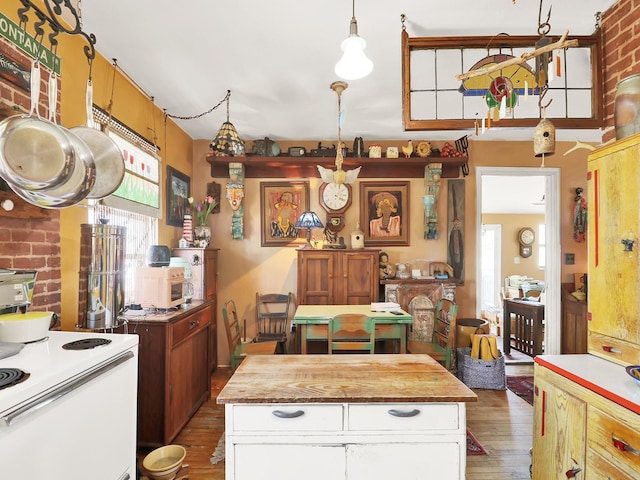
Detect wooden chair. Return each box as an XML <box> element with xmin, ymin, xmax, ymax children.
<box><xmin>328</xmin><ymin>314</ymin><xmax>375</xmax><ymax>354</ymax></box>
<box><xmin>407</xmin><ymin>298</ymin><xmax>458</xmax><ymax>370</ymax></box>
<box><xmin>222</xmin><ymin>299</ymin><xmax>278</xmax><ymax>371</ymax></box>
<box><xmin>255</xmin><ymin>292</ymin><xmax>292</xmax><ymax>353</ymax></box>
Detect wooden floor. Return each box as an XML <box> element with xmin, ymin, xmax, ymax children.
<box><xmin>139</xmin><ymin>363</ymin><xmax>534</xmax><ymax>480</ymax></box>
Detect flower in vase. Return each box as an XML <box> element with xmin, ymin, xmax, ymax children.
<box><xmin>188</xmin><ymin>195</ymin><xmax>218</xmax><ymax>225</ymax></box>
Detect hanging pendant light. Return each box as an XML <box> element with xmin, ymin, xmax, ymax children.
<box><xmin>334</xmin><ymin>0</ymin><xmax>373</xmax><ymax>80</ymax></box>
<box><xmin>210</xmin><ymin>90</ymin><xmax>245</xmax><ymax>156</ymax></box>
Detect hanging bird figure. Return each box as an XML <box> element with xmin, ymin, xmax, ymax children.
<box><xmin>401</xmin><ymin>140</ymin><xmax>413</xmax><ymax>158</ymax></box>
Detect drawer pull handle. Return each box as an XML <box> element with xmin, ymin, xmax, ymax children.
<box><xmin>189</xmin><ymin>320</ymin><xmax>200</xmax><ymax>329</ymax></box>
<box><xmin>602</xmin><ymin>345</ymin><xmax>622</xmax><ymax>354</ymax></box>
<box><xmin>388</xmin><ymin>408</ymin><xmax>420</xmax><ymax>418</ymax></box>
<box><xmin>272</xmin><ymin>409</ymin><xmax>305</xmax><ymax>419</ymax></box>
<box><xmin>565</xmin><ymin>467</ymin><xmax>581</xmax><ymax>478</ymax></box>
<box><xmin>612</xmin><ymin>436</ymin><xmax>640</xmax><ymax>455</ymax></box>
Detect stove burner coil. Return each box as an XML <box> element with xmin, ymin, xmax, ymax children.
<box><xmin>62</xmin><ymin>338</ymin><xmax>112</xmax><ymax>350</ymax></box>
<box><xmin>0</xmin><ymin>368</ymin><xmax>29</xmax><ymax>390</ymax></box>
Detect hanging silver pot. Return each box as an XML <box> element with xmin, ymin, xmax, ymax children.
<box><xmin>0</xmin><ymin>61</ymin><xmax>77</xmax><ymax>191</ymax></box>
<box><xmin>71</xmin><ymin>80</ymin><xmax>125</xmax><ymax>199</ymax></box>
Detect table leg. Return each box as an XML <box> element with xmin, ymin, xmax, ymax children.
<box><xmin>503</xmin><ymin>302</ymin><xmax>511</xmax><ymax>355</ymax></box>
<box><xmin>400</xmin><ymin>325</ymin><xmax>407</xmax><ymax>354</ymax></box>
<box><xmin>300</xmin><ymin>325</ymin><xmax>308</xmax><ymax>354</ymax></box>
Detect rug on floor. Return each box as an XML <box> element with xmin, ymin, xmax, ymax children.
<box><xmin>507</xmin><ymin>375</ymin><xmax>534</xmax><ymax>406</ymax></box>
<box><xmin>466</xmin><ymin>430</ymin><xmax>487</xmax><ymax>455</ymax></box>
<box><xmin>212</xmin><ymin>430</ymin><xmax>487</xmax><ymax>460</ymax></box>
<box><xmin>211</xmin><ymin>433</ymin><xmax>225</xmax><ymax>465</ymax></box>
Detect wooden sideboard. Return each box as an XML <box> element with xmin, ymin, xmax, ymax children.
<box><xmin>297</xmin><ymin>249</ymin><xmax>379</xmax><ymax>305</ymax></box>
<box><xmin>127</xmin><ymin>301</ymin><xmax>213</xmax><ymax>447</ymax></box>
<box><xmin>561</xmin><ymin>283</ymin><xmax>587</xmax><ymax>354</ymax></box>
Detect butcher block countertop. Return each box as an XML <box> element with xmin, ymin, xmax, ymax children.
<box><xmin>217</xmin><ymin>354</ymin><xmax>477</xmax><ymax>404</ymax></box>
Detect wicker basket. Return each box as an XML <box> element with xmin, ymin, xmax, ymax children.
<box><xmin>456</xmin><ymin>347</ymin><xmax>506</xmax><ymax>390</ymax></box>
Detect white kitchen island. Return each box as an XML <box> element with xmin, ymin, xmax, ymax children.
<box><xmin>217</xmin><ymin>354</ymin><xmax>477</xmax><ymax>480</ymax></box>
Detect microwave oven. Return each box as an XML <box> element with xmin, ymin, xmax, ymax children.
<box><xmin>136</xmin><ymin>266</ymin><xmax>185</xmax><ymax>309</ymax></box>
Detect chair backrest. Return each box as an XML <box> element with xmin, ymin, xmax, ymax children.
<box><xmin>222</xmin><ymin>299</ymin><xmax>242</xmax><ymax>356</ymax></box>
<box><xmin>256</xmin><ymin>292</ymin><xmax>292</xmax><ymax>336</ymax></box>
<box><xmin>328</xmin><ymin>314</ymin><xmax>375</xmax><ymax>354</ymax></box>
<box><xmin>432</xmin><ymin>298</ymin><xmax>458</xmax><ymax>351</ymax></box>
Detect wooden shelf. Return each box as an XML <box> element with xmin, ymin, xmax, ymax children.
<box><xmin>206</xmin><ymin>155</ymin><xmax>468</xmax><ymax>179</ymax></box>
<box><xmin>0</xmin><ymin>189</ymin><xmax>53</xmax><ymax>219</ymax></box>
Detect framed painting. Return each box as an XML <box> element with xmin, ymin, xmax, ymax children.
<box><xmin>260</xmin><ymin>181</ymin><xmax>310</xmax><ymax>247</ymax></box>
<box><xmin>166</xmin><ymin>166</ymin><xmax>190</xmax><ymax>227</ymax></box>
<box><xmin>359</xmin><ymin>181</ymin><xmax>410</xmax><ymax>246</ymax></box>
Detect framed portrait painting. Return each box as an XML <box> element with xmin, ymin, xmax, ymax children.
<box><xmin>359</xmin><ymin>181</ymin><xmax>410</xmax><ymax>246</ymax></box>
<box><xmin>260</xmin><ymin>181</ymin><xmax>310</xmax><ymax>247</ymax></box>
<box><xmin>166</xmin><ymin>166</ymin><xmax>190</xmax><ymax>227</ymax></box>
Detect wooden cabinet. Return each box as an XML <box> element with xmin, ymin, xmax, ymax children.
<box><xmin>561</xmin><ymin>283</ymin><xmax>587</xmax><ymax>354</ymax></box>
<box><xmin>587</xmin><ymin>134</ymin><xmax>640</xmax><ymax>365</ymax></box>
<box><xmin>297</xmin><ymin>249</ymin><xmax>379</xmax><ymax>305</ymax></box>
<box><xmin>128</xmin><ymin>301</ymin><xmax>212</xmax><ymax>447</ymax></box>
<box><xmin>533</xmin><ymin>357</ymin><xmax>640</xmax><ymax>479</ymax></box>
<box><xmin>172</xmin><ymin>248</ymin><xmax>218</xmax><ymax>371</ymax></box>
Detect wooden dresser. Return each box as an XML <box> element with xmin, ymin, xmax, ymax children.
<box><xmin>532</xmin><ymin>133</ymin><xmax>640</xmax><ymax>479</ymax></box>
<box><xmin>218</xmin><ymin>354</ymin><xmax>477</xmax><ymax>480</ymax></box>
<box><xmin>126</xmin><ymin>301</ymin><xmax>213</xmax><ymax>447</ymax></box>
<box><xmin>297</xmin><ymin>249</ymin><xmax>379</xmax><ymax>305</ymax></box>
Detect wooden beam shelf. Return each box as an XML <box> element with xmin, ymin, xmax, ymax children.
<box><xmin>206</xmin><ymin>155</ymin><xmax>467</xmax><ymax>179</ymax></box>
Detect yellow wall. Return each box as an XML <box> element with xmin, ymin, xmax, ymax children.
<box><xmin>1</xmin><ymin>0</ymin><xmax>194</xmax><ymax>329</ymax></box>
<box><xmin>195</xmin><ymin>139</ymin><xmax>591</xmax><ymax>365</ymax></box>
<box><xmin>482</xmin><ymin>213</ymin><xmax>546</xmax><ymax>281</ymax></box>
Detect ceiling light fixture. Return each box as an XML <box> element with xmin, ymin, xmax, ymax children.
<box><xmin>210</xmin><ymin>90</ymin><xmax>245</xmax><ymax>156</ymax></box>
<box><xmin>334</xmin><ymin>0</ymin><xmax>373</xmax><ymax>80</ymax></box>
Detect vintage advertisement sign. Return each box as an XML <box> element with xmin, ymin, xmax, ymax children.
<box><xmin>0</xmin><ymin>12</ymin><xmax>61</xmax><ymax>74</ymax></box>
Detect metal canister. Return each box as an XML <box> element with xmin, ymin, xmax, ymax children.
<box><xmin>78</xmin><ymin>223</ymin><xmax>126</xmax><ymax>329</ymax></box>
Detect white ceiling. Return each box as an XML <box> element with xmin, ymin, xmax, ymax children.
<box><xmin>482</xmin><ymin>175</ymin><xmax>546</xmax><ymax>214</ymax></box>
<box><xmin>77</xmin><ymin>0</ymin><xmax>617</xmax><ymax>144</ymax></box>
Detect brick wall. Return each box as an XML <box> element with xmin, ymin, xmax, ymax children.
<box><xmin>0</xmin><ymin>37</ymin><xmax>61</xmax><ymax>315</ymax></box>
<box><xmin>602</xmin><ymin>0</ymin><xmax>640</xmax><ymax>143</ymax></box>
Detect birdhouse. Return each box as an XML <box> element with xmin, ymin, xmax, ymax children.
<box><xmin>534</xmin><ymin>118</ymin><xmax>556</xmax><ymax>157</ymax></box>
<box><xmin>350</xmin><ymin>222</ymin><xmax>365</xmax><ymax>249</ymax></box>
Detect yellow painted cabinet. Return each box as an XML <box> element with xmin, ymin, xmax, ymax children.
<box><xmin>587</xmin><ymin>133</ymin><xmax>640</xmax><ymax>365</ymax></box>
<box><xmin>533</xmin><ymin>365</ymin><xmax>586</xmax><ymax>479</ymax></box>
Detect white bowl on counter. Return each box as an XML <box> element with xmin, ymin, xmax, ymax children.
<box><xmin>0</xmin><ymin>311</ymin><xmax>54</xmax><ymax>343</ymax></box>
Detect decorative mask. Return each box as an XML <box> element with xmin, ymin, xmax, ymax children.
<box><xmin>226</xmin><ymin>183</ymin><xmax>244</xmax><ymax>211</ymax></box>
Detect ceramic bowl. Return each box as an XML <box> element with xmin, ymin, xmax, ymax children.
<box><xmin>143</xmin><ymin>445</ymin><xmax>186</xmax><ymax>480</ymax></box>
<box><xmin>0</xmin><ymin>312</ymin><xmax>53</xmax><ymax>343</ymax></box>
<box><xmin>625</xmin><ymin>365</ymin><xmax>640</xmax><ymax>387</ymax></box>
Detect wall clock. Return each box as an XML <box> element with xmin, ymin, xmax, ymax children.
<box><xmin>319</xmin><ymin>182</ymin><xmax>352</xmax><ymax>232</ymax></box>
<box><xmin>518</xmin><ymin>227</ymin><xmax>535</xmax><ymax>258</ymax></box>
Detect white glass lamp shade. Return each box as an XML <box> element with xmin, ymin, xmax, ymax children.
<box><xmin>335</xmin><ymin>35</ymin><xmax>373</xmax><ymax>80</ymax></box>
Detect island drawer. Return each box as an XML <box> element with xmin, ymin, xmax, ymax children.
<box><xmin>348</xmin><ymin>403</ymin><xmax>460</xmax><ymax>431</ymax></box>
<box><xmin>231</xmin><ymin>404</ymin><xmax>343</xmax><ymax>432</ymax></box>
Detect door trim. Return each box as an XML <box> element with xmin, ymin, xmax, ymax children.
<box><xmin>475</xmin><ymin>167</ymin><xmax>561</xmax><ymax>355</ymax></box>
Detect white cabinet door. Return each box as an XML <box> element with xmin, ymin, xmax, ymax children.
<box><xmin>234</xmin><ymin>444</ymin><xmax>345</xmax><ymax>480</ymax></box>
<box><xmin>347</xmin><ymin>442</ymin><xmax>461</xmax><ymax>479</ymax></box>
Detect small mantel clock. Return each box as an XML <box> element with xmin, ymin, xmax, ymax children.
<box><xmin>319</xmin><ymin>182</ymin><xmax>352</xmax><ymax>232</ymax></box>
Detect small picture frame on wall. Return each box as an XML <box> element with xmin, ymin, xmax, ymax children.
<box><xmin>166</xmin><ymin>166</ymin><xmax>190</xmax><ymax>227</ymax></box>
<box><xmin>359</xmin><ymin>181</ymin><xmax>410</xmax><ymax>246</ymax></box>
<box><xmin>260</xmin><ymin>181</ymin><xmax>310</xmax><ymax>247</ymax></box>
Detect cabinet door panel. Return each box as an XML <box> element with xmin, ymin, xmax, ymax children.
<box><xmin>588</xmin><ymin>145</ymin><xmax>640</xmax><ymax>350</ymax></box>
<box><xmin>347</xmin><ymin>442</ymin><xmax>460</xmax><ymax>479</ymax></box>
<box><xmin>235</xmin><ymin>444</ymin><xmax>345</xmax><ymax>480</ymax></box>
<box><xmin>341</xmin><ymin>252</ymin><xmax>377</xmax><ymax>304</ymax></box>
<box><xmin>533</xmin><ymin>375</ymin><xmax>586</xmax><ymax>479</ymax></box>
<box><xmin>298</xmin><ymin>252</ymin><xmax>334</xmax><ymax>304</ymax></box>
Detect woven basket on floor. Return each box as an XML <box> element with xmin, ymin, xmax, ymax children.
<box><xmin>456</xmin><ymin>347</ymin><xmax>506</xmax><ymax>390</ymax></box>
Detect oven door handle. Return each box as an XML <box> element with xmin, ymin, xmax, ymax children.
<box><xmin>0</xmin><ymin>351</ymin><xmax>134</xmax><ymax>427</ymax></box>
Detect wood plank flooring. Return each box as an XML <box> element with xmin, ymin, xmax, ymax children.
<box><xmin>139</xmin><ymin>363</ymin><xmax>533</xmax><ymax>480</ymax></box>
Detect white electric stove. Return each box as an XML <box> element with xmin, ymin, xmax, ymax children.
<box><xmin>0</xmin><ymin>330</ymin><xmax>139</xmax><ymax>480</ymax></box>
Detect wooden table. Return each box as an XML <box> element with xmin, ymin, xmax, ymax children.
<box><xmin>217</xmin><ymin>354</ymin><xmax>477</xmax><ymax>480</ymax></box>
<box><xmin>293</xmin><ymin>305</ymin><xmax>412</xmax><ymax>354</ymax></box>
<box><xmin>503</xmin><ymin>298</ymin><xmax>545</xmax><ymax>356</ymax></box>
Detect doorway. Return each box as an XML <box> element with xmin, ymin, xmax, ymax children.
<box><xmin>475</xmin><ymin>167</ymin><xmax>561</xmax><ymax>355</ymax></box>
